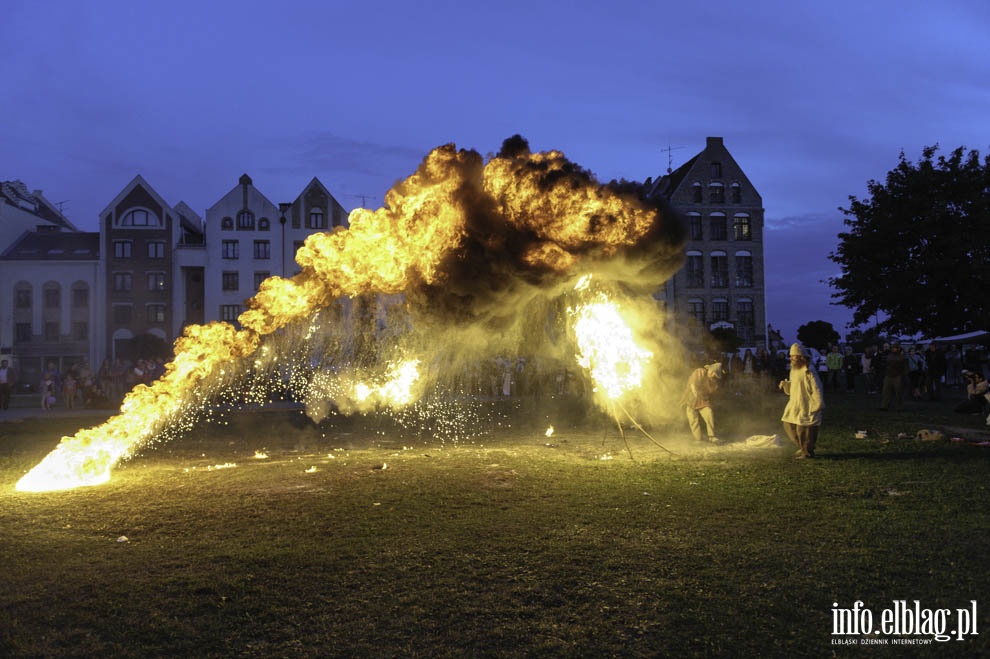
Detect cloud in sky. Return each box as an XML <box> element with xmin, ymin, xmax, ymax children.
<box><xmin>2</xmin><ymin>0</ymin><xmax>988</xmax><ymax>342</ymax></box>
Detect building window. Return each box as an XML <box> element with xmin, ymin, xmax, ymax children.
<box><xmin>733</xmin><ymin>214</ymin><xmax>752</xmax><ymax>241</ymax></box>
<box><xmin>731</xmin><ymin>183</ymin><xmax>741</xmax><ymax>204</ymax></box>
<box><xmin>15</xmin><ymin>323</ymin><xmax>32</xmax><ymax>342</ymax></box>
<box><xmin>685</xmin><ymin>252</ymin><xmax>704</xmax><ymax>288</ymax></box>
<box><xmin>736</xmin><ymin>299</ymin><xmax>755</xmax><ymax>342</ymax></box>
<box><xmin>254</xmin><ymin>271</ymin><xmax>270</xmax><ymax>290</ymax></box>
<box><xmin>692</xmin><ymin>182</ymin><xmax>703</xmax><ymax>203</ymax></box>
<box><xmin>220</xmin><ymin>304</ymin><xmax>242</xmax><ymax>322</ymax></box>
<box><xmin>221</xmin><ymin>217</ymin><xmax>234</xmax><ymax>230</ymax></box>
<box><xmin>113</xmin><ymin>273</ymin><xmax>133</xmax><ymax>292</ymax></box>
<box><xmin>72</xmin><ymin>321</ymin><xmax>88</xmax><ymax>340</ymax></box>
<box><xmin>688</xmin><ymin>213</ymin><xmax>703</xmax><ymax>240</ymax></box>
<box><xmin>308</xmin><ymin>208</ymin><xmax>326</xmax><ymax>229</ymax></box>
<box><xmin>113</xmin><ymin>240</ymin><xmax>133</xmax><ymax>258</ymax></box>
<box><xmin>222</xmin><ymin>271</ymin><xmax>239</xmax><ymax>291</ymax></box>
<box><xmin>293</xmin><ymin>240</ymin><xmax>305</xmax><ymax>255</ymax></box>
<box><xmin>237</xmin><ymin>211</ymin><xmax>255</xmax><ymax>230</ymax></box>
<box><xmin>72</xmin><ymin>287</ymin><xmax>89</xmax><ymax>308</ymax></box>
<box><xmin>147</xmin><ymin>304</ymin><xmax>167</xmax><ymax>324</ymax></box>
<box><xmin>147</xmin><ymin>241</ymin><xmax>166</xmax><ymax>258</ymax></box>
<box><xmin>710</xmin><ymin>162</ymin><xmax>722</xmax><ymax>178</ymax></box>
<box><xmin>709</xmin><ymin>214</ymin><xmax>727</xmax><ymax>241</ymax></box>
<box><xmin>222</xmin><ymin>240</ymin><xmax>239</xmax><ymax>259</ymax></box>
<box><xmin>735</xmin><ymin>252</ymin><xmax>753</xmax><ymax>288</ymax></box>
<box><xmin>44</xmin><ymin>322</ymin><xmax>60</xmax><ymax>342</ymax></box>
<box><xmin>709</xmin><ymin>183</ymin><xmax>725</xmax><ymax>204</ymax></box>
<box><xmin>113</xmin><ymin>305</ymin><xmax>133</xmax><ymax>324</ymax></box>
<box><xmin>147</xmin><ymin>272</ymin><xmax>166</xmax><ymax>291</ymax></box>
<box><xmin>119</xmin><ymin>209</ymin><xmax>159</xmax><ymax>227</ymax></box>
<box><xmin>711</xmin><ymin>252</ymin><xmax>728</xmax><ymax>288</ymax></box>
<box><xmin>711</xmin><ymin>299</ymin><xmax>729</xmax><ymax>323</ymax></box>
<box><xmin>43</xmin><ymin>287</ymin><xmax>60</xmax><ymax>308</ymax></box>
<box><xmin>687</xmin><ymin>299</ymin><xmax>704</xmax><ymax>324</ymax></box>
<box><xmin>259</xmin><ymin>217</ymin><xmax>270</xmax><ymax>231</ymax></box>
<box><xmin>15</xmin><ymin>287</ymin><xmax>32</xmax><ymax>309</ymax></box>
<box><xmin>253</xmin><ymin>240</ymin><xmax>271</xmax><ymax>259</ymax></box>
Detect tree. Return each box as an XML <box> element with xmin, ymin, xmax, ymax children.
<box><xmin>828</xmin><ymin>145</ymin><xmax>990</xmax><ymax>337</ymax></box>
<box><xmin>796</xmin><ymin>320</ymin><xmax>839</xmax><ymax>350</ymax></box>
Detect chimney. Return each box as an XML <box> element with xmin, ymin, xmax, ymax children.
<box><xmin>706</xmin><ymin>137</ymin><xmax>724</xmax><ymax>148</ymax></box>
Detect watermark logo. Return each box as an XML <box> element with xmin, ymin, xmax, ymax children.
<box><xmin>831</xmin><ymin>600</ymin><xmax>979</xmax><ymax>645</ymax></box>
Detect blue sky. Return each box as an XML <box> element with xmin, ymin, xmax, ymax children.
<box><xmin>3</xmin><ymin>0</ymin><xmax>988</xmax><ymax>342</ymax></box>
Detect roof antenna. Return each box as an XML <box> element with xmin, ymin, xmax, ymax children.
<box><xmin>660</xmin><ymin>144</ymin><xmax>684</xmax><ymax>174</ymax></box>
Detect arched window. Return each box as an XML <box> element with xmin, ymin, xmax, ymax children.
<box><xmin>735</xmin><ymin>250</ymin><xmax>753</xmax><ymax>288</ymax></box>
<box><xmin>733</xmin><ymin>214</ymin><xmax>752</xmax><ymax>240</ymax></box>
<box><xmin>221</xmin><ymin>216</ymin><xmax>234</xmax><ymax>230</ymax></box>
<box><xmin>709</xmin><ymin>213</ymin><xmax>727</xmax><ymax>241</ymax></box>
<box><xmin>710</xmin><ymin>251</ymin><xmax>728</xmax><ymax>288</ymax></box>
<box><xmin>736</xmin><ymin>298</ymin><xmax>755</xmax><ymax>342</ymax></box>
<box><xmin>708</xmin><ymin>182</ymin><xmax>725</xmax><ymax>204</ymax></box>
<box><xmin>258</xmin><ymin>217</ymin><xmax>270</xmax><ymax>231</ymax></box>
<box><xmin>117</xmin><ymin>208</ymin><xmax>161</xmax><ymax>227</ymax></box>
<box><xmin>691</xmin><ymin>182</ymin><xmax>703</xmax><ymax>203</ymax></box>
<box><xmin>730</xmin><ymin>182</ymin><xmax>742</xmax><ymax>204</ymax></box>
<box><xmin>687</xmin><ymin>212</ymin><xmax>702</xmax><ymax>240</ymax></box>
<box><xmin>711</xmin><ymin>297</ymin><xmax>729</xmax><ymax>323</ymax></box>
<box><xmin>685</xmin><ymin>250</ymin><xmax>704</xmax><ymax>287</ymax></box>
<box><xmin>687</xmin><ymin>298</ymin><xmax>705</xmax><ymax>324</ymax></box>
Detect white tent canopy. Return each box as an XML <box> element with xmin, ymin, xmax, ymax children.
<box><xmin>929</xmin><ymin>330</ymin><xmax>990</xmax><ymax>344</ymax></box>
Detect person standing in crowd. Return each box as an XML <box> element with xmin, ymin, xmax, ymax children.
<box><xmin>880</xmin><ymin>343</ymin><xmax>909</xmax><ymax>410</ymax></box>
<box><xmin>945</xmin><ymin>345</ymin><xmax>962</xmax><ymax>386</ymax></box>
<box><xmin>861</xmin><ymin>346</ymin><xmax>876</xmax><ymax>394</ymax></box>
<box><xmin>826</xmin><ymin>345</ymin><xmax>843</xmax><ymax>392</ymax></box>
<box><xmin>907</xmin><ymin>346</ymin><xmax>927</xmax><ymax>399</ymax></box>
<box><xmin>681</xmin><ymin>362</ymin><xmax>723</xmax><ymax>445</ymax></box>
<box><xmin>924</xmin><ymin>343</ymin><xmax>947</xmax><ymax>401</ymax></box>
<box><xmin>778</xmin><ymin>343</ymin><xmax>825</xmax><ymax>459</ymax></box>
<box><xmin>40</xmin><ymin>361</ymin><xmax>59</xmax><ymax>410</ymax></box>
<box><xmin>842</xmin><ymin>346</ymin><xmax>859</xmax><ymax>392</ymax></box>
<box><xmin>0</xmin><ymin>359</ymin><xmax>15</xmax><ymax>410</ymax></box>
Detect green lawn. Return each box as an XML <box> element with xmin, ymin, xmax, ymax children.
<box><xmin>1</xmin><ymin>387</ymin><xmax>988</xmax><ymax>657</ymax></box>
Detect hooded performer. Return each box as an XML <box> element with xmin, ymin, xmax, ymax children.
<box><xmin>778</xmin><ymin>343</ymin><xmax>825</xmax><ymax>459</ymax></box>
<box><xmin>681</xmin><ymin>361</ymin><xmax>724</xmax><ymax>444</ymax></box>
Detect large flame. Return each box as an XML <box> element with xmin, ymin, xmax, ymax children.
<box><xmin>569</xmin><ymin>278</ymin><xmax>653</xmax><ymax>403</ymax></box>
<box><xmin>17</xmin><ymin>136</ymin><xmax>685</xmax><ymax>492</ymax></box>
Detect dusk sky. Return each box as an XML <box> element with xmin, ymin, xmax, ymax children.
<box><xmin>3</xmin><ymin>0</ymin><xmax>987</xmax><ymax>343</ymax></box>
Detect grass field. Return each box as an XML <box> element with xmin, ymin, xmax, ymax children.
<box><xmin>1</xmin><ymin>385</ymin><xmax>988</xmax><ymax>657</ymax></box>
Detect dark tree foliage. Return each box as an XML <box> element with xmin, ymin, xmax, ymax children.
<box><xmin>829</xmin><ymin>145</ymin><xmax>990</xmax><ymax>336</ymax></box>
<box><xmin>796</xmin><ymin>320</ymin><xmax>839</xmax><ymax>351</ymax></box>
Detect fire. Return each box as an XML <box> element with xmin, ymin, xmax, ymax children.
<box><xmin>17</xmin><ymin>136</ymin><xmax>684</xmax><ymax>492</ymax></box>
<box><xmin>569</xmin><ymin>279</ymin><xmax>652</xmax><ymax>402</ymax></box>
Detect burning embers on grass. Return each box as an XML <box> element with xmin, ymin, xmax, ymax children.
<box><xmin>16</xmin><ymin>135</ymin><xmax>686</xmax><ymax>493</ymax></box>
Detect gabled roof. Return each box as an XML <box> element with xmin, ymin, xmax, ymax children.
<box><xmin>99</xmin><ymin>174</ymin><xmax>174</xmax><ymax>219</ymax></box>
<box><xmin>1</xmin><ymin>230</ymin><xmax>100</xmax><ymax>260</ymax></box>
<box><xmin>648</xmin><ymin>155</ymin><xmax>699</xmax><ymax>199</ymax></box>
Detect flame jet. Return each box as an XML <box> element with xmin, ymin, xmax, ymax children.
<box><xmin>17</xmin><ymin>135</ymin><xmax>685</xmax><ymax>492</ymax></box>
